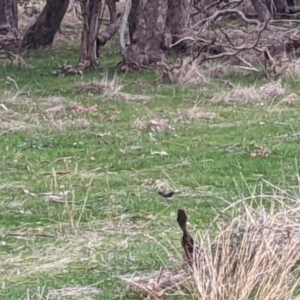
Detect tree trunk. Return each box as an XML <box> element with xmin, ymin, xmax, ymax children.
<box><xmin>250</xmin><ymin>0</ymin><xmax>271</xmax><ymax>22</ymax></box>
<box><xmin>265</xmin><ymin>0</ymin><xmax>286</xmax><ymax>13</ymax></box>
<box><xmin>0</xmin><ymin>0</ymin><xmax>18</xmax><ymax>41</ymax></box>
<box><xmin>21</xmin><ymin>0</ymin><xmax>69</xmax><ymax>49</ymax></box>
<box><xmin>266</xmin><ymin>0</ymin><xmax>289</xmax><ymax>14</ymax></box>
<box><xmin>128</xmin><ymin>0</ymin><xmax>138</xmax><ymax>44</ymax></box>
<box><xmin>166</xmin><ymin>0</ymin><xmax>191</xmax><ymax>52</ymax></box>
<box><xmin>122</xmin><ymin>0</ymin><xmax>171</xmax><ymax>71</ymax></box>
<box><xmin>78</xmin><ymin>0</ymin><xmax>102</xmax><ymax>70</ymax></box>
<box><xmin>97</xmin><ymin>0</ymin><xmax>121</xmax><ymax>56</ymax></box>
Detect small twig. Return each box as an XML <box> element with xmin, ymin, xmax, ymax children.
<box><xmin>6</xmin><ymin>76</ymin><xmax>19</xmax><ymax>90</ymax></box>
<box><xmin>5</xmin><ymin>233</ymin><xmax>55</xmax><ymax>238</ymax></box>
<box><xmin>219</xmin><ymin>28</ymin><xmax>235</xmax><ymax>47</ymax></box>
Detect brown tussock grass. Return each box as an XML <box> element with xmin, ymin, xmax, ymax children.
<box><xmin>174</xmin><ymin>106</ymin><xmax>217</xmax><ymax>123</ymax></box>
<box><xmin>0</xmin><ymin>92</ymin><xmax>95</xmax><ymax>133</ymax></box>
<box><xmin>76</xmin><ymin>74</ymin><xmax>151</xmax><ymax>102</ymax></box>
<box><xmin>124</xmin><ymin>192</ymin><xmax>300</xmax><ymax>300</ymax></box>
<box><xmin>211</xmin><ymin>80</ymin><xmax>298</xmax><ymax>105</ymax></box>
<box><xmin>157</xmin><ymin>59</ymin><xmax>210</xmax><ymax>85</ymax></box>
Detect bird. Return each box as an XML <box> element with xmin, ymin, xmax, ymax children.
<box><xmin>177</xmin><ymin>209</ymin><xmax>195</xmax><ymax>264</ymax></box>
<box><xmin>157</xmin><ymin>191</ymin><xmax>174</xmax><ymax>200</ymax></box>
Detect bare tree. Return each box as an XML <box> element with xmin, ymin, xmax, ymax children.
<box><xmin>21</xmin><ymin>0</ymin><xmax>69</xmax><ymax>49</ymax></box>
<box><xmin>0</xmin><ymin>0</ymin><xmax>17</xmax><ymax>41</ymax></box>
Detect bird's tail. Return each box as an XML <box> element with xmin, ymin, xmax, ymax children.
<box><xmin>177</xmin><ymin>209</ymin><xmax>195</xmax><ymax>264</ymax></box>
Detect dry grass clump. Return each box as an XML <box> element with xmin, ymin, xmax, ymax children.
<box><xmin>211</xmin><ymin>81</ymin><xmax>298</xmax><ymax>105</ymax></box>
<box><xmin>0</xmin><ymin>92</ymin><xmax>97</xmax><ymax>133</ymax></box>
<box><xmin>123</xmin><ymin>268</ymin><xmax>189</xmax><ymax>299</ymax></box>
<box><xmin>46</xmin><ymin>117</ymin><xmax>91</xmax><ymax>132</ymax></box>
<box><xmin>281</xmin><ymin>58</ymin><xmax>300</xmax><ymax>80</ymax></box>
<box><xmin>0</xmin><ymin>90</ymin><xmax>33</xmax><ymax>105</ymax></box>
<box><xmin>0</xmin><ymin>115</ymin><xmax>29</xmax><ymax>134</ymax></box>
<box><xmin>125</xmin><ymin>195</ymin><xmax>300</xmax><ymax>300</ymax></box>
<box><xmin>191</xmin><ymin>206</ymin><xmax>300</xmax><ymax>300</ymax></box>
<box><xmin>1</xmin><ymin>227</ymin><xmax>106</xmax><ymax>282</ymax></box>
<box><xmin>133</xmin><ymin>118</ymin><xmax>175</xmax><ymax>133</ymax></box>
<box><xmin>76</xmin><ymin>74</ymin><xmax>151</xmax><ymax>101</ymax></box>
<box><xmin>156</xmin><ymin>59</ymin><xmax>210</xmax><ymax>85</ymax></box>
<box><xmin>174</xmin><ymin>106</ymin><xmax>217</xmax><ymax>123</ymax></box>
<box><xmin>47</xmin><ymin>286</ymin><xmax>101</xmax><ymax>299</ymax></box>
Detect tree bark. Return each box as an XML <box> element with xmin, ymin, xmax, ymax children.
<box><xmin>273</xmin><ymin>0</ymin><xmax>286</xmax><ymax>13</ymax></box>
<box><xmin>265</xmin><ymin>0</ymin><xmax>286</xmax><ymax>14</ymax></box>
<box><xmin>128</xmin><ymin>0</ymin><xmax>138</xmax><ymax>44</ymax></box>
<box><xmin>0</xmin><ymin>0</ymin><xmax>18</xmax><ymax>41</ymax></box>
<box><xmin>21</xmin><ymin>0</ymin><xmax>69</xmax><ymax>49</ymax></box>
<box><xmin>287</xmin><ymin>0</ymin><xmax>295</xmax><ymax>6</ymax></box>
<box><xmin>166</xmin><ymin>0</ymin><xmax>191</xmax><ymax>52</ymax></box>
<box><xmin>97</xmin><ymin>0</ymin><xmax>121</xmax><ymax>56</ymax></box>
<box><xmin>250</xmin><ymin>0</ymin><xmax>271</xmax><ymax>22</ymax></box>
<box><xmin>122</xmin><ymin>0</ymin><xmax>171</xmax><ymax>71</ymax></box>
<box><xmin>78</xmin><ymin>0</ymin><xmax>102</xmax><ymax>70</ymax></box>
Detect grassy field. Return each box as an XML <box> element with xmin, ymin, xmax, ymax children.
<box><xmin>1</xmin><ymin>21</ymin><xmax>300</xmax><ymax>300</ymax></box>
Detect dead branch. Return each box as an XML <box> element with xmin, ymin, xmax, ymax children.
<box><xmin>191</xmin><ymin>0</ymin><xmax>228</xmax><ymax>18</ymax></box>
<box><xmin>163</xmin><ymin>0</ymin><xmax>300</xmax><ymax>83</ymax></box>
<box><xmin>198</xmin><ymin>18</ymin><xmax>271</xmax><ymax>65</ymax></box>
<box><xmin>204</xmin><ymin>0</ymin><xmax>224</xmax><ymax>11</ymax></box>
<box><xmin>171</xmin><ymin>36</ymin><xmax>212</xmax><ymax>49</ymax></box>
<box><xmin>193</xmin><ymin>9</ymin><xmax>261</xmax><ymax>30</ymax></box>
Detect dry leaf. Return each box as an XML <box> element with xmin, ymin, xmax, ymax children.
<box><xmin>74</xmin><ymin>104</ymin><xmax>98</xmax><ymax>114</ymax></box>
<box><xmin>151</xmin><ymin>151</ymin><xmax>168</xmax><ymax>156</ymax></box>
<box><xmin>141</xmin><ymin>178</ymin><xmax>154</xmax><ymax>185</ymax></box>
<box><xmin>42</xmin><ymin>191</ymin><xmax>70</xmax><ymax>203</ymax></box>
<box><xmin>149</xmin><ymin>120</ymin><xmax>174</xmax><ymax>132</ymax></box>
<box><xmin>120</xmin><ymin>146</ymin><xmax>142</xmax><ymax>154</ymax></box>
<box><xmin>97</xmin><ymin>132</ymin><xmax>111</xmax><ymax>137</ymax></box>
<box><xmin>250</xmin><ymin>146</ymin><xmax>272</xmax><ymax>157</ymax></box>
<box><xmin>144</xmin><ymin>214</ymin><xmax>154</xmax><ymax>220</ymax></box>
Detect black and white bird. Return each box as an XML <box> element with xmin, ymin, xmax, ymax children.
<box><xmin>157</xmin><ymin>191</ymin><xmax>175</xmax><ymax>200</ymax></box>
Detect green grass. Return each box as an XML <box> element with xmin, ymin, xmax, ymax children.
<box><xmin>1</xmin><ymin>34</ymin><xmax>300</xmax><ymax>299</ymax></box>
